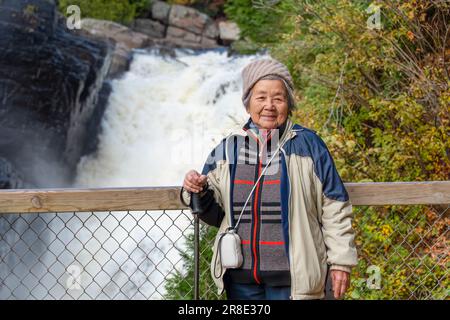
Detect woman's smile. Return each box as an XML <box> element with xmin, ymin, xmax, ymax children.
<box><xmin>247</xmin><ymin>79</ymin><xmax>289</xmax><ymax>129</ymax></box>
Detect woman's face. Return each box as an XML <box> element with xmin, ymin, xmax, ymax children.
<box><xmin>246</xmin><ymin>79</ymin><xmax>289</xmax><ymax>129</ymax></box>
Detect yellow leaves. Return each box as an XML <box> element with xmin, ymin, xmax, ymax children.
<box><xmin>414</xmin><ymin>226</ymin><xmax>424</xmax><ymax>235</ymax></box>
<box><xmin>346</xmin><ymin>140</ymin><xmax>356</xmax><ymax>149</ymax></box>
<box><xmin>334</xmin><ymin>139</ymin><xmax>344</xmax><ymax>148</ymax></box>
<box><xmin>407</xmin><ymin>31</ymin><xmax>415</xmax><ymax>41</ymax></box>
<box><xmin>369</xmin><ymin>146</ymin><xmax>383</xmax><ymax>154</ymax></box>
<box><xmin>381</xmin><ymin>224</ymin><xmax>393</xmax><ymax>237</ymax></box>
<box><xmin>394</xmin><ymin>278</ymin><xmax>401</xmax><ymax>286</ymax></box>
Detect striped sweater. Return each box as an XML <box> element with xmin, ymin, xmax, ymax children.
<box><xmin>196</xmin><ymin>119</ymin><xmax>290</xmax><ymax>286</ymax></box>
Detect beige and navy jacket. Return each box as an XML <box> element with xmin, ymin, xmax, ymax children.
<box><xmin>182</xmin><ymin>117</ymin><xmax>358</xmax><ymax>300</ymax></box>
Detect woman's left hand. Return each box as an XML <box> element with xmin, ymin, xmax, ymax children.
<box><xmin>330</xmin><ymin>270</ymin><xmax>350</xmax><ymax>299</ymax></box>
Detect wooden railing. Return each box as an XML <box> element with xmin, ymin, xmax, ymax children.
<box><xmin>0</xmin><ymin>181</ymin><xmax>448</xmax><ymax>214</ymax></box>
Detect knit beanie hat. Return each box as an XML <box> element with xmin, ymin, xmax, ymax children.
<box><xmin>241</xmin><ymin>58</ymin><xmax>294</xmax><ymax>105</ymax></box>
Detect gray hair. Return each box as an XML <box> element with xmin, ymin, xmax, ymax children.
<box><xmin>243</xmin><ymin>74</ymin><xmax>295</xmax><ymax>115</ymax></box>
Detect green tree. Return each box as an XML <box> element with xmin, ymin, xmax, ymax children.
<box><xmin>224</xmin><ymin>0</ymin><xmax>294</xmax><ymax>45</ymax></box>
<box><xmin>164</xmin><ymin>225</ymin><xmax>225</xmax><ymax>300</ymax></box>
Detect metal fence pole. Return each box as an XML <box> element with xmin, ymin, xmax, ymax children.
<box><xmin>193</xmin><ymin>214</ymin><xmax>200</xmax><ymax>300</ymax></box>
<box><xmin>191</xmin><ymin>192</ymin><xmax>202</xmax><ymax>300</ymax></box>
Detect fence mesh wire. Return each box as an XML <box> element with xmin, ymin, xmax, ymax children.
<box><xmin>350</xmin><ymin>204</ymin><xmax>449</xmax><ymax>300</ymax></box>
<box><xmin>0</xmin><ymin>204</ymin><xmax>448</xmax><ymax>300</ymax></box>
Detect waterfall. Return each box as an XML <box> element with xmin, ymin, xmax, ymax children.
<box><xmin>75</xmin><ymin>48</ymin><xmax>267</xmax><ymax>188</ymax></box>
<box><xmin>64</xmin><ymin>48</ymin><xmax>268</xmax><ymax>299</ymax></box>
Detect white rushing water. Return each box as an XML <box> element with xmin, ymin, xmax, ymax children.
<box><xmin>69</xmin><ymin>48</ymin><xmax>269</xmax><ymax>299</ymax></box>
<box><xmin>75</xmin><ymin>48</ymin><xmax>268</xmax><ymax>188</ymax></box>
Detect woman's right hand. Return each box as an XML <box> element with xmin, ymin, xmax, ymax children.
<box><xmin>183</xmin><ymin>170</ymin><xmax>208</xmax><ymax>193</ymax></box>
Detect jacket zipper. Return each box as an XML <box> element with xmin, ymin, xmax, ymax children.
<box><xmin>251</xmin><ymin>130</ymin><xmax>272</xmax><ymax>285</ymax></box>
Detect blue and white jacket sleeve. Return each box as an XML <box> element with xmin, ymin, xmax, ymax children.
<box><xmin>314</xmin><ymin>136</ymin><xmax>358</xmax><ymax>273</ymax></box>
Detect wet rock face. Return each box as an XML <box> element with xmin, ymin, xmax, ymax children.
<box><xmin>168</xmin><ymin>4</ymin><xmax>211</xmax><ymax>35</ymax></box>
<box><xmin>130</xmin><ymin>0</ymin><xmax>229</xmax><ymax>49</ymax></box>
<box><xmin>0</xmin><ymin>158</ymin><xmax>25</xmax><ymax>189</ymax></box>
<box><xmin>79</xmin><ymin>18</ymin><xmax>151</xmax><ymax>77</ymax></box>
<box><xmin>0</xmin><ymin>0</ymin><xmax>112</xmax><ymax>188</ymax></box>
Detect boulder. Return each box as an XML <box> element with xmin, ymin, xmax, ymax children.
<box><xmin>151</xmin><ymin>0</ymin><xmax>171</xmax><ymax>24</ymax></box>
<box><xmin>81</xmin><ymin>18</ymin><xmax>150</xmax><ymax>48</ymax></box>
<box><xmin>203</xmin><ymin>21</ymin><xmax>219</xmax><ymax>39</ymax></box>
<box><xmin>166</xmin><ymin>25</ymin><xmax>202</xmax><ymax>45</ymax></box>
<box><xmin>80</xmin><ymin>18</ymin><xmax>152</xmax><ymax>77</ymax></box>
<box><xmin>133</xmin><ymin>18</ymin><xmax>166</xmax><ymax>38</ymax></box>
<box><xmin>168</xmin><ymin>4</ymin><xmax>211</xmax><ymax>35</ymax></box>
<box><xmin>200</xmin><ymin>36</ymin><xmax>220</xmax><ymax>48</ymax></box>
<box><xmin>162</xmin><ymin>25</ymin><xmax>219</xmax><ymax>49</ymax></box>
<box><xmin>219</xmin><ymin>21</ymin><xmax>241</xmax><ymax>42</ymax></box>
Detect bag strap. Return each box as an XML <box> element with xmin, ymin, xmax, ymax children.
<box><xmin>233</xmin><ymin>137</ymin><xmax>286</xmax><ymax>231</ymax></box>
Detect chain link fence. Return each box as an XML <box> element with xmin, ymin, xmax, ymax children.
<box><xmin>0</xmin><ymin>204</ymin><xmax>448</xmax><ymax>300</ymax></box>
<box><xmin>0</xmin><ymin>210</ymin><xmax>195</xmax><ymax>299</ymax></box>
<box><xmin>350</xmin><ymin>204</ymin><xmax>449</xmax><ymax>300</ymax></box>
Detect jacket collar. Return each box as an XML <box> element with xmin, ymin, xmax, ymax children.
<box><xmin>228</xmin><ymin>117</ymin><xmax>297</xmax><ymax>145</ymax></box>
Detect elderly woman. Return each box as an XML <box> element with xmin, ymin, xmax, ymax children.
<box><xmin>181</xmin><ymin>59</ymin><xmax>357</xmax><ymax>300</ymax></box>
